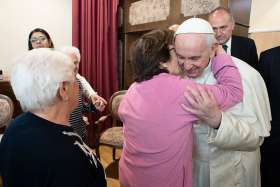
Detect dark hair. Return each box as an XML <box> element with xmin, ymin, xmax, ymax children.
<box><xmin>130</xmin><ymin>29</ymin><xmax>175</xmax><ymax>82</ymax></box>
<box><xmin>28</xmin><ymin>28</ymin><xmax>54</xmax><ymax>50</ymax></box>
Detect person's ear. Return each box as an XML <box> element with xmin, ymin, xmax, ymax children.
<box><xmin>159</xmin><ymin>62</ymin><xmax>168</xmax><ymax>70</ymax></box>
<box><xmin>58</xmin><ymin>82</ymin><xmax>69</xmax><ymax>101</ymax></box>
<box><xmin>231</xmin><ymin>20</ymin><xmax>235</xmax><ymax>31</ymax></box>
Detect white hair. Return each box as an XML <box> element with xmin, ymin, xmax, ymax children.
<box><xmin>11</xmin><ymin>48</ymin><xmax>75</xmax><ymax>112</ymax></box>
<box><xmin>205</xmin><ymin>33</ymin><xmax>216</xmax><ymax>47</ymax></box>
<box><xmin>59</xmin><ymin>46</ymin><xmax>81</xmax><ymax>62</ymax></box>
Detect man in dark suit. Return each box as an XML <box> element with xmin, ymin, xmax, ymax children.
<box><xmin>208</xmin><ymin>7</ymin><xmax>258</xmax><ymax>69</ymax></box>
<box><xmin>258</xmin><ymin>46</ymin><xmax>280</xmax><ymax>187</ymax></box>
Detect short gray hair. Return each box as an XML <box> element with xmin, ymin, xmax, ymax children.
<box><xmin>59</xmin><ymin>46</ymin><xmax>81</xmax><ymax>62</ymax></box>
<box><xmin>11</xmin><ymin>48</ymin><xmax>75</xmax><ymax>111</ymax></box>
<box><xmin>205</xmin><ymin>33</ymin><xmax>216</xmax><ymax>47</ymax></box>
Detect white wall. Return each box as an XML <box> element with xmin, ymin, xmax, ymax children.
<box><xmin>249</xmin><ymin>0</ymin><xmax>280</xmax><ymax>54</ymax></box>
<box><xmin>249</xmin><ymin>0</ymin><xmax>280</xmax><ymax>33</ymax></box>
<box><xmin>0</xmin><ymin>0</ymin><xmax>72</xmax><ymax>76</ymax></box>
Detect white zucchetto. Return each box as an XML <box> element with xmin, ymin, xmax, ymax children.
<box><xmin>175</xmin><ymin>18</ymin><xmax>214</xmax><ymax>35</ymax></box>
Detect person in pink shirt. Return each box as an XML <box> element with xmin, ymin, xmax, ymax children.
<box><xmin>118</xmin><ymin>28</ymin><xmax>243</xmax><ymax>187</ymax></box>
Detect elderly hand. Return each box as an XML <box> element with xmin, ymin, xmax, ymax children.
<box><xmin>182</xmin><ymin>85</ymin><xmax>222</xmax><ymax>128</ymax></box>
<box><xmin>91</xmin><ymin>94</ymin><xmax>107</xmax><ymax>112</ymax></box>
<box><xmin>215</xmin><ymin>45</ymin><xmax>226</xmax><ymax>56</ymax></box>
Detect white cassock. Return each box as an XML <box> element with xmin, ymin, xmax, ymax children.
<box><xmin>192</xmin><ymin>57</ymin><xmax>271</xmax><ymax>187</ymax></box>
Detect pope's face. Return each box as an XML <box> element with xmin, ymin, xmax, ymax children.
<box><xmin>175</xmin><ymin>33</ymin><xmax>214</xmax><ymax>78</ymax></box>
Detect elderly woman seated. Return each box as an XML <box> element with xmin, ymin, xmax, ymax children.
<box><xmin>0</xmin><ymin>48</ymin><xmax>106</xmax><ymax>187</ymax></box>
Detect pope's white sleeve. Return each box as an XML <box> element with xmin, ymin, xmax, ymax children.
<box><xmin>208</xmin><ymin>112</ymin><xmax>263</xmax><ymax>151</ymax></box>
<box><xmin>208</xmin><ymin>67</ymin><xmax>271</xmax><ymax>151</ymax></box>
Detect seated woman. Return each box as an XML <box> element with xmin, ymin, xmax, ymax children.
<box><xmin>0</xmin><ymin>48</ymin><xmax>106</xmax><ymax>187</ymax></box>
<box><xmin>59</xmin><ymin>46</ymin><xmax>107</xmax><ymax>138</ymax></box>
<box><xmin>118</xmin><ymin>29</ymin><xmax>243</xmax><ymax>187</ymax></box>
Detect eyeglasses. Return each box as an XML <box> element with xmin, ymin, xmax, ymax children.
<box><xmin>169</xmin><ymin>47</ymin><xmax>175</xmax><ymax>51</ymax></box>
<box><xmin>30</xmin><ymin>36</ymin><xmax>47</xmax><ymax>43</ymax></box>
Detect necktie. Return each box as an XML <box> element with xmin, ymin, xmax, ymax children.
<box><xmin>222</xmin><ymin>44</ymin><xmax>228</xmax><ymax>52</ymax></box>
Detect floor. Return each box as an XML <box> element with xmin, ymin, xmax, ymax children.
<box><xmin>98</xmin><ymin>146</ymin><xmax>121</xmax><ymax>187</ymax></box>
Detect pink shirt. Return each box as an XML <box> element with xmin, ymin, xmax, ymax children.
<box><xmin>118</xmin><ymin>54</ymin><xmax>242</xmax><ymax>187</ymax></box>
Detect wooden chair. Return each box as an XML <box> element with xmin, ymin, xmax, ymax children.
<box><xmin>0</xmin><ymin>94</ymin><xmax>14</xmax><ymax>140</ymax></box>
<box><xmin>95</xmin><ymin>90</ymin><xmax>126</xmax><ymax>160</ymax></box>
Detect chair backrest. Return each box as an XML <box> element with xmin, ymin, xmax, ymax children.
<box><xmin>0</xmin><ymin>94</ymin><xmax>14</xmax><ymax>128</ymax></box>
<box><xmin>109</xmin><ymin>90</ymin><xmax>126</xmax><ymax>125</ymax></box>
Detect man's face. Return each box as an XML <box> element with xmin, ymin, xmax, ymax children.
<box><xmin>175</xmin><ymin>33</ymin><xmax>214</xmax><ymax>78</ymax></box>
<box><xmin>208</xmin><ymin>10</ymin><xmax>234</xmax><ymax>45</ymax></box>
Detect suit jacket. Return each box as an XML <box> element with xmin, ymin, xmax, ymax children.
<box><xmin>231</xmin><ymin>35</ymin><xmax>258</xmax><ymax>69</ymax></box>
<box><xmin>258</xmin><ymin>46</ymin><xmax>280</xmax><ymax>124</ymax></box>
<box><xmin>258</xmin><ymin>46</ymin><xmax>280</xmax><ymax>187</ymax></box>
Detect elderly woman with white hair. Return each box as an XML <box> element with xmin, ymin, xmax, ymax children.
<box><xmin>59</xmin><ymin>46</ymin><xmax>107</xmax><ymax>139</ymax></box>
<box><xmin>0</xmin><ymin>48</ymin><xmax>106</xmax><ymax>187</ymax></box>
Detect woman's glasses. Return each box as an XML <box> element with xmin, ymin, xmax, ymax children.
<box><xmin>30</xmin><ymin>36</ymin><xmax>47</xmax><ymax>43</ymax></box>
